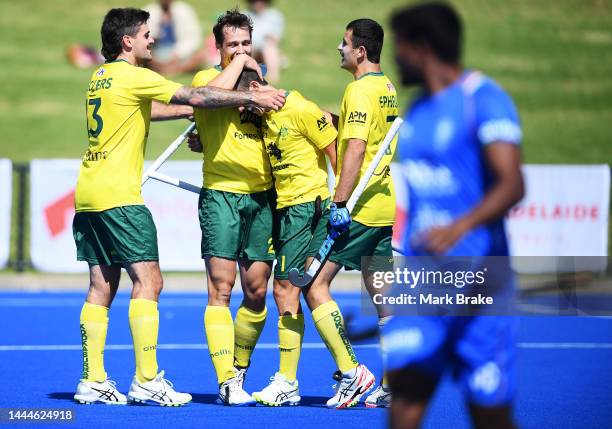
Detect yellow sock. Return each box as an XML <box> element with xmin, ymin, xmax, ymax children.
<box><xmin>278</xmin><ymin>314</ymin><xmax>304</xmax><ymax>382</ymax></box>
<box><xmin>79</xmin><ymin>302</ymin><xmax>109</xmax><ymax>382</ymax></box>
<box><xmin>382</xmin><ymin>373</ymin><xmax>389</xmax><ymax>388</ymax></box>
<box><xmin>128</xmin><ymin>299</ymin><xmax>159</xmax><ymax>383</ymax></box>
<box><xmin>234</xmin><ymin>306</ymin><xmax>267</xmax><ymax>368</ymax></box>
<box><xmin>204</xmin><ymin>306</ymin><xmax>235</xmax><ymax>383</ymax></box>
<box><xmin>312</xmin><ymin>300</ymin><xmax>358</xmax><ymax>373</ymax></box>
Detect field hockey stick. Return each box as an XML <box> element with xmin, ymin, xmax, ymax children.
<box><xmin>148</xmin><ymin>171</ymin><xmax>202</xmax><ymax>194</ymax></box>
<box><xmin>289</xmin><ymin>116</ymin><xmax>404</xmax><ymax>288</ymax></box>
<box><xmin>142</xmin><ymin>122</ymin><xmax>197</xmax><ymax>185</ymax></box>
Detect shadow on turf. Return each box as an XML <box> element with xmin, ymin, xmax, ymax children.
<box><xmin>190</xmin><ymin>393</ymin><xmax>370</xmax><ymax>408</ymax></box>
<box><xmin>48</xmin><ymin>392</ymin><xmax>74</xmax><ymax>401</ymax></box>
<box><xmin>49</xmin><ymin>392</ymin><xmax>375</xmax><ymax>409</ymax></box>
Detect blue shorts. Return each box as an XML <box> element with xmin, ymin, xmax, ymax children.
<box><xmin>382</xmin><ymin>315</ymin><xmax>517</xmax><ymax>406</ymax></box>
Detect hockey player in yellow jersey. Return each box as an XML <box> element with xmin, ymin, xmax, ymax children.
<box><xmin>213</xmin><ymin>69</ymin><xmax>339</xmax><ymax>406</ymax></box>
<box><xmin>306</xmin><ymin>18</ymin><xmax>399</xmax><ymax>408</ymax></box>
<box><xmin>189</xmin><ymin>9</ymin><xmax>285</xmax><ymax>406</ymax></box>
<box><xmin>72</xmin><ymin>7</ymin><xmax>285</xmax><ymax>407</ymax></box>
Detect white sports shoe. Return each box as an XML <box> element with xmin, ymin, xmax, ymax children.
<box><xmin>74</xmin><ymin>378</ymin><xmax>127</xmax><ymax>405</ymax></box>
<box><xmin>217</xmin><ymin>368</ymin><xmax>255</xmax><ymax>406</ymax></box>
<box><xmin>127</xmin><ymin>370</ymin><xmax>192</xmax><ymax>406</ymax></box>
<box><xmin>252</xmin><ymin>372</ymin><xmax>301</xmax><ymax>406</ymax></box>
<box><xmin>326</xmin><ymin>364</ymin><xmax>375</xmax><ymax>409</ymax></box>
<box><xmin>364</xmin><ymin>384</ymin><xmax>392</xmax><ymax>408</ymax></box>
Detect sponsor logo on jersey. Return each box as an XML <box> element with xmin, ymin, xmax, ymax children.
<box><xmin>317</xmin><ymin>115</ymin><xmax>329</xmax><ymax>131</ymax></box>
<box><xmin>347</xmin><ymin>111</ymin><xmax>367</xmax><ymax>124</ymax></box>
<box><xmin>96</xmin><ymin>68</ymin><xmax>105</xmax><ymax>76</ymax></box>
<box><xmin>234</xmin><ymin>131</ymin><xmax>262</xmax><ymax>140</ymax></box>
<box><xmin>272</xmin><ymin>164</ymin><xmax>289</xmax><ymax>172</ymax></box>
<box><xmin>83</xmin><ymin>150</ymin><xmax>108</xmax><ymax>162</ymax></box>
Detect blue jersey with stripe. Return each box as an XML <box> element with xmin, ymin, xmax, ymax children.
<box><xmin>396</xmin><ymin>71</ymin><xmax>521</xmax><ymax>256</ymax></box>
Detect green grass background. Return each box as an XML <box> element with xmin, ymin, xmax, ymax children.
<box><xmin>0</xmin><ymin>0</ymin><xmax>611</xmax><ymax>267</ymax></box>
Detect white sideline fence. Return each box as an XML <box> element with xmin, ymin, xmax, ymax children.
<box><xmin>13</xmin><ymin>160</ymin><xmax>610</xmax><ymax>273</ymax></box>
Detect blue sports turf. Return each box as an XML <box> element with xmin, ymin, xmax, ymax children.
<box><xmin>1</xmin><ymin>291</ymin><xmax>611</xmax><ymax>429</ymax></box>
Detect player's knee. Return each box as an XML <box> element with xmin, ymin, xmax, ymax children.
<box><xmin>153</xmin><ymin>276</ymin><xmax>163</xmax><ymax>296</ymax></box>
<box><xmin>303</xmin><ymin>284</ymin><xmax>331</xmax><ymax>310</ymax></box>
<box><xmin>244</xmin><ymin>284</ymin><xmax>267</xmax><ymax>304</ymax></box>
<box><xmin>388</xmin><ymin>367</ymin><xmax>438</xmax><ymax>404</ymax></box>
<box><xmin>272</xmin><ymin>284</ymin><xmax>285</xmax><ymax>304</ymax></box>
<box><xmin>469</xmin><ymin>404</ymin><xmax>516</xmax><ymax>429</ymax></box>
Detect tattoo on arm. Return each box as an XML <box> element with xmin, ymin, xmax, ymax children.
<box><xmin>171</xmin><ymin>86</ymin><xmax>253</xmax><ymax>109</ymax></box>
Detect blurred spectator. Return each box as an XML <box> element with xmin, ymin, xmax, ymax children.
<box><xmin>245</xmin><ymin>0</ymin><xmax>285</xmax><ymax>83</ymax></box>
<box><xmin>145</xmin><ymin>0</ymin><xmax>203</xmax><ymax>74</ymax></box>
<box><xmin>66</xmin><ymin>44</ymin><xmax>105</xmax><ymax>69</ymax></box>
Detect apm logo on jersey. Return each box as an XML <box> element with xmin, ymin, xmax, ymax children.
<box><xmin>317</xmin><ymin>115</ymin><xmax>329</xmax><ymax>131</ymax></box>
<box><xmin>348</xmin><ymin>110</ymin><xmax>367</xmax><ymax>125</ymax></box>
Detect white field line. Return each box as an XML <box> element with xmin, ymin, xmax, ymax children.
<box><xmin>1</xmin><ymin>342</ymin><xmax>612</xmax><ymax>352</ymax></box>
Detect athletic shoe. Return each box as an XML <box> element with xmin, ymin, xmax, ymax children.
<box><xmin>127</xmin><ymin>370</ymin><xmax>192</xmax><ymax>406</ymax></box>
<box><xmin>217</xmin><ymin>369</ymin><xmax>256</xmax><ymax>406</ymax></box>
<box><xmin>364</xmin><ymin>384</ymin><xmax>392</xmax><ymax>408</ymax></box>
<box><xmin>326</xmin><ymin>364</ymin><xmax>375</xmax><ymax>409</ymax></box>
<box><xmin>252</xmin><ymin>372</ymin><xmax>301</xmax><ymax>406</ymax></box>
<box><xmin>74</xmin><ymin>378</ymin><xmax>127</xmax><ymax>405</ymax></box>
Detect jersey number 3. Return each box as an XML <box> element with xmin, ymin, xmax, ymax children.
<box><xmin>87</xmin><ymin>97</ymin><xmax>103</xmax><ymax>138</ymax></box>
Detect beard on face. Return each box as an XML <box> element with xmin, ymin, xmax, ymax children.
<box><xmin>395</xmin><ymin>56</ymin><xmax>423</xmax><ymax>86</ymax></box>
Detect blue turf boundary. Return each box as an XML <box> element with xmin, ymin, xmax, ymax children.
<box><xmin>1</xmin><ymin>291</ymin><xmax>612</xmax><ymax>428</ymax></box>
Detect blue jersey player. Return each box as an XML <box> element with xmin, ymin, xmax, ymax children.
<box><xmin>387</xmin><ymin>4</ymin><xmax>524</xmax><ymax>429</ymax></box>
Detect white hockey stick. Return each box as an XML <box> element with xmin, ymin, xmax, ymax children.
<box><xmin>148</xmin><ymin>171</ymin><xmax>202</xmax><ymax>194</ymax></box>
<box><xmin>142</xmin><ymin>122</ymin><xmax>197</xmax><ymax>185</ymax></box>
<box><xmin>289</xmin><ymin>116</ymin><xmax>404</xmax><ymax>287</ymax></box>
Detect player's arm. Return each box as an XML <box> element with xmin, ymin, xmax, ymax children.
<box><xmin>424</xmin><ymin>143</ymin><xmax>524</xmax><ymax>254</ymax></box>
<box><xmin>322</xmin><ymin>110</ymin><xmax>339</xmax><ymax>129</ymax></box>
<box><xmin>333</xmin><ymin>138</ymin><xmax>365</xmax><ymax>202</ymax></box>
<box><xmin>170</xmin><ymin>84</ymin><xmax>284</xmax><ymax>111</ymax></box>
<box><xmin>206</xmin><ymin>54</ymin><xmax>263</xmax><ymax>89</ymax></box>
<box><xmin>323</xmin><ymin>141</ymin><xmax>337</xmax><ymax>175</ymax></box>
<box><xmin>151</xmin><ymin>101</ymin><xmax>193</xmax><ymax>121</ymax></box>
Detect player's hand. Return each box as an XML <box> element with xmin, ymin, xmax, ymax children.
<box><xmin>251</xmin><ymin>86</ymin><xmax>286</xmax><ymax>112</ymax></box>
<box><xmin>329</xmin><ymin>202</ymin><xmax>351</xmax><ymax>235</ymax></box>
<box><xmin>422</xmin><ymin>221</ymin><xmax>470</xmax><ymax>255</ymax></box>
<box><xmin>241</xmin><ymin>54</ymin><xmax>264</xmax><ymax>81</ymax></box>
<box><xmin>187</xmin><ymin>132</ymin><xmax>203</xmax><ymax>153</ymax></box>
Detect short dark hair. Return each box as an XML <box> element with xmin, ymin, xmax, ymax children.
<box><xmin>101</xmin><ymin>8</ymin><xmax>150</xmax><ymax>61</ymax></box>
<box><xmin>213</xmin><ymin>9</ymin><xmax>253</xmax><ymax>45</ymax></box>
<box><xmin>235</xmin><ymin>69</ymin><xmax>267</xmax><ymax>91</ymax></box>
<box><xmin>390</xmin><ymin>2</ymin><xmax>462</xmax><ymax>64</ymax></box>
<box><xmin>346</xmin><ymin>19</ymin><xmax>384</xmax><ymax>64</ymax></box>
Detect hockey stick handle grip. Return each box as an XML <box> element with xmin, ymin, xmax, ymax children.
<box><xmin>142</xmin><ymin>122</ymin><xmax>197</xmax><ymax>185</ymax></box>
<box><xmin>346</xmin><ymin>117</ymin><xmax>403</xmax><ymax>213</ymax></box>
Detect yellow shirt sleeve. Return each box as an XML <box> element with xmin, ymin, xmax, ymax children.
<box><xmin>340</xmin><ymin>85</ymin><xmax>373</xmax><ymax>142</ymax></box>
<box><xmin>129</xmin><ymin>67</ymin><xmax>182</xmax><ymax>104</ymax></box>
<box><xmin>192</xmin><ymin>68</ymin><xmax>220</xmax><ymax>87</ymax></box>
<box><xmin>297</xmin><ymin>100</ymin><xmax>338</xmax><ymax>150</ymax></box>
